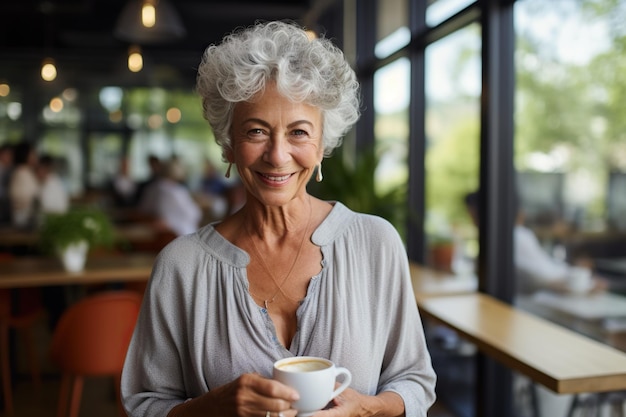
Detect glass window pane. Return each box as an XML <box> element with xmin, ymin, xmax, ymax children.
<box><xmin>39</xmin><ymin>129</ymin><xmax>83</xmax><ymax>197</ymax></box>
<box><xmin>87</xmin><ymin>132</ymin><xmax>124</xmax><ymax>189</ymax></box>
<box><xmin>515</xmin><ymin>0</ymin><xmax>626</xmax><ymax>291</ymax></box>
<box><xmin>514</xmin><ymin>1</ymin><xmax>626</xmax><ymax>410</ymax></box>
<box><xmin>424</xmin><ymin>23</ymin><xmax>481</xmax><ymax>274</ymax></box>
<box><xmin>423</xmin><ymin>22</ymin><xmax>481</xmax><ymax>416</ymax></box>
<box><xmin>427</xmin><ymin>0</ymin><xmax>476</xmax><ymax>27</ymax></box>
<box><xmin>374</xmin><ymin>57</ymin><xmax>410</xmax><ymax>239</ymax></box>
<box><xmin>375</xmin><ymin>0</ymin><xmax>409</xmax><ymax>59</ymax></box>
<box><xmin>0</xmin><ymin>86</ymin><xmax>24</xmax><ymax>143</ymax></box>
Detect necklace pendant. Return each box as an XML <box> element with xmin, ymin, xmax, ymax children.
<box><xmin>264</xmin><ymin>300</ymin><xmax>269</xmax><ymax>310</ymax></box>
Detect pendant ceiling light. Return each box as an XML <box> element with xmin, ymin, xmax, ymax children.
<box><xmin>114</xmin><ymin>0</ymin><xmax>186</xmax><ymax>44</ymax></box>
<box><xmin>41</xmin><ymin>58</ymin><xmax>58</xmax><ymax>82</ymax></box>
<box><xmin>127</xmin><ymin>45</ymin><xmax>143</xmax><ymax>72</ymax></box>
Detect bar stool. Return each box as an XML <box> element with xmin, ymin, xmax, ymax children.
<box><xmin>566</xmin><ymin>391</ymin><xmax>626</xmax><ymax>417</ymax></box>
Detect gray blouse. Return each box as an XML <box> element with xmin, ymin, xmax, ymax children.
<box><xmin>121</xmin><ymin>202</ymin><xmax>437</xmax><ymax>417</ymax></box>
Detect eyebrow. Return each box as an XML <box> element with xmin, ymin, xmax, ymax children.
<box><xmin>242</xmin><ymin>118</ymin><xmax>315</xmax><ymax>129</ymax></box>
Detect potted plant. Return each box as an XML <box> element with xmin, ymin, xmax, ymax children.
<box><xmin>428</xmin><ymin>234</ymin><xmax>455</xmax><ymax>272</ymax></box>
<box><xmin>39</xmin><ymin>207</ymin><xmax>115</xmax><ymax>272</ymax></box>
<box><xmin>308</xmin><ymin>146</ymin><xmax>408</xmax><ymax>241</ymax></box>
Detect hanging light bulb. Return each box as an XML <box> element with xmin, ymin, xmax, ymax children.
<box><xmin>115</xmin><ymin>0</ymin><xmax>186</xmax><ymax>44</ymax></box>
<box><xmin>0</xmin><ymin>82</ymin><xmax>10</xmax><ymax>97</ymax></box>
<box><xmin>49</xmin><ymin>97</ymin><xmax>64</xmax><ymax>113</ymax></box>
<box><xmin>141</xmin><ymin>0</ymin><xmax>156</xmax><ymax>28</ymax></box>
<box><xmin>41</xmin><ymin>58</ymin><xmax>57</xmax><ymax>81</ymax></box>
<box><xmin>128</xmin><ymin>45</ymin><xmax>143</xmax><ymax>72</ymax></box>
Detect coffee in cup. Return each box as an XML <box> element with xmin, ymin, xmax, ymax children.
<box><xmin>273</xmin><ymin>356</ymin><xmax>351</xmax><ymax>417</ymax></box>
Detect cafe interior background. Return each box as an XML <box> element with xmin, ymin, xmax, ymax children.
<box><xmin>1</xmin><ymin>0</ymin><xmax>626</xmax><ymax>416</ymax></box>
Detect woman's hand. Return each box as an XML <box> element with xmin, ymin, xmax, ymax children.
<box><xmin>590</xmin><ymin>276</ymin><xmax>609</xmax><ymax>293</ymax></box>
<box><xmin>316</xmin><ymin>389</ymin><xmax>404</xmax><ymax>417</ymax></box>
<box><xmin>168</xmin><ymin>373</ymin><xmax>299</xmax><ymax>417</ymax></box>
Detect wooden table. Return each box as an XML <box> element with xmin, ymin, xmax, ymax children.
<box><xmin>519</xmin><ymin>291</ymin><xmax>626</xmax><ymax>321</ymax></box>
<box><xmin>0</xmin><ymin>227</ymin><xmax>38</xmax><ymax>247</ymax></box>
<box><xmin>0</xmin><ymin>253</ymin><xmax>155</xmax><ymax>288</ymax></box>
<box><xmin>0</xmin><ymin>224</ymin><xmax>158</xmax><ymax>250</ymax></box>
<box><xmin>409</xmin><ymin>262</ymin><xmax>477</xmax><ymax>296</ymax></box>
<box><xmin>517</xmin><ymin>291</ymin><xmax>626</xmax><ymax>353</ymax></box>
<box><xmin>415</xmin><ymin>292</ymin><xmax>626</xmax><ymax>394</ymax></box>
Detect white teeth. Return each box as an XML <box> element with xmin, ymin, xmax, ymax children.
<box><xmin>263</xmin><ymin>173</ymin><xmax>290</xmax><ymax>181</ymax></box>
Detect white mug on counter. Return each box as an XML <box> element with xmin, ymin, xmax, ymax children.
<box><xmin>273</xmin><ymin>356</ymin><xmax>352</xmax><ymax>417</ymax></box>
<box><xmin>567</xmin><ymin>266</ymin><xmax>593</xmax><ymax>294</ymax></box>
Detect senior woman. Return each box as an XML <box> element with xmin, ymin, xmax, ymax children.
<box><xmin>121</xmin><ymin>20</ymin><xmax>436</xmax><ymax>417</ymax></box>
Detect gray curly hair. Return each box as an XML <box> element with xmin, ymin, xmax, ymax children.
<box><xmin>195</xmin><ymin>20</ymin><xmax>361</xmax><ymax>160</ymax></box>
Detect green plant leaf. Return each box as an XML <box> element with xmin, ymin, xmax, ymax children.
<box><xmin>39</xmin><ymin>207</ymin><xmax>115</xmax><ymax>252</ymax></box>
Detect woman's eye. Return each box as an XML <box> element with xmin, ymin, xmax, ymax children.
<box><xmin>292</xmin><ymin>129</ymin><xmax>308</xmax><ymax>137</ymax></box>
<box><xmin>247</xmin><ymin>128</ymin><xmax>266</xmax><ymax>137</ymax></box>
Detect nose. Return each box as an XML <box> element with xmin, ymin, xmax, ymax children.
<box><xmin>263</xmin><ymin>135</ymin><xmax>291</xmax><ymax>167</ymax></box>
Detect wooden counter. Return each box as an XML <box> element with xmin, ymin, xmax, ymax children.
<box><xmin>416</xmin><ymin>292</ymin><xmax>626</xmax><ymax>394</ymax></box>
<box><xmin>0</xmin><ymin>253</ymin><xmax>155</xmax><ymax>288</ymax></box>
<box><xmin>517</xmin><ymin>291</ymin><xmax>626</xmax><ymax>352</ymax></box>
<box><xmin>0</xmin><ymin>224</ymin><xmax>158</xmax><ymax>250</ymax></box>
<box><xmin>409</xmin><ymin>262</ymin><xmax>477</xmax><ymax>296</ymax></box>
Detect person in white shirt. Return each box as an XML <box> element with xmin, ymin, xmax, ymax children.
<box><xmin>36</xmin><ymin>154</ymin><xmax>69</xmax><ymax>215</ymax></box>
<box><xmin>464</xmin><ymin>190</ymin><xmax>608</xmax><ymax>294</ymax></box>
<box><xmin>0</xmin><ymin>143</ymin><xmax>14</xmax><ymax>225</ymax></box>
<box><xmin>8</xmin><ymin>142</ymin><xmax>40</xmax><ymax>228</ymax></box>
<box><xmin>138</xmin><ymin>158</ymin><xmax>202</xmax><ymax>236</ymax></box>
<box><xmin>109</xmin><ymin>156</ymin><xmax>137</xmax><ymax>208</ymax></box>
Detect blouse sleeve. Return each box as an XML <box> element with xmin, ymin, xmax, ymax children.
<box><xmin>121</xmin><ymin>247</ymin><xmax>194</xmax><ymax>417</ymax></box>
<box><xmin>366</xmin><ymin>217</ymin><xmax>437</xmax><ymax>417</ymax></box>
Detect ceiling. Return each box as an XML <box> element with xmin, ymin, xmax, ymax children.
<box><xmin>0</xmin><ymin>0</ymin><xmax>333</xmax><ymax>88</ymax></box>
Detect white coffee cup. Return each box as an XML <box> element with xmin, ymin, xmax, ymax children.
<box><xmin>273</xmin><ymin>356</ymin><xmax>352</xmax><ymax>417</ymax></box>
<box><xmin>567</xmin><ymin>266</ymin><xmax>593</xmax><ymax>294</ymax></box>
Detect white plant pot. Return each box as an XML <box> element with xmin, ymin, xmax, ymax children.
<box><xmin>59</xmin><ymin>240</ymin><xmax>89</xmax><ymax>272</ymax></box>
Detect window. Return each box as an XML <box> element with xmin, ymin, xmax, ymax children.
<box><xmin>424</xmin><ymin>23</ymin><xmax>481</xmax><ymax>272</ymax></box>
<box><xmin>376</xmin><ymin>0</ymin><xmax>409</xmax><ymax>59</ymax></box>
<box><xmin>427</xmin><ymin>0</ymin><xmax>476</xmax><ymax>27</ymax></box>
<box><xmin>373</xmin><ymin>57</ymin><xmax>411</xmax><ymax>237</ymax></box>
<box><xmin>514</xmin><ymin>0</ymin><xmax>626</xmax><ymax>291</ymax></box>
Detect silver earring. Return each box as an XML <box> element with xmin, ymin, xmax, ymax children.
<box><xmin>225</xmin><ymin>163</ymin><xmax>232</xmax><ymax>179</ymax></box>
<box><xmin>315</xmin><ymin>163</ymin><xmax>323</xmax><ymax>182</ymax></box>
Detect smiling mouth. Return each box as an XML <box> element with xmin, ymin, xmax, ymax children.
<box><xmin>260</xmin><ymin>173</ymin><xmax>292</xmax><ymax>182</ymax></box>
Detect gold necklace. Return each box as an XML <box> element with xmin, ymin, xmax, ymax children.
<box><xmin>246</xmin><ymin>198</ymin><xmax>312</xmax><ymax>310</ymax></box>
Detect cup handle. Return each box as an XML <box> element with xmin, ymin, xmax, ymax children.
<box><xmin>330</xmin><ymin>367</ymin><xmax>352</xmax><ymax>400</ymax></box>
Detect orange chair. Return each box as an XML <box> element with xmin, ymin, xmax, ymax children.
<box><xmin>49</xmin><ymin>290</ymin><xmax>142</xmax><ymax>417</ymax></box>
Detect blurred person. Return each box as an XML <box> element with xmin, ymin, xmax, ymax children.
<box><xmin>133</xmin><ymin>154</ymin><xmax>163</xmax><ymax>206</ymax></box>
<box><xmin>138</xmin><ymin>157</ymin><xmax>202</xmax><ymax>236</ymax></box>
<box><xmin>197</xmin><ymin>158</ymin><xmax>229</xmax><ymax>219</ymax></box>
<box><xmin>464</xmin><ymin>190</ymin><xmax>608</xmax><ymax>295</ymax></box>
<box><xmin>200</xmin><ymin>158</ymin><xmax>228</xmax><ymax>196</ymax></box>
<box><xmin>122</xmin><ymin>21</ymin><xmax>436</xmax><ymax>417</ymax></box>
<box><xmin>36</xmin><ymin>154</ymin><xmax>69</xmax><ymax>216</ymax></box>
<box><xmin>8</xmin><ymin>142</ymin><xmax>39</xmax><ymax>228</ymax></box>
<box><xmin>0</xmin><ymin>143</ymin><xmax>14</xmax><ymax>225</ymax></box>
<box><xmin>109</xmin><ymin>156</ymin><xmax>137</xmax><ymax>208</ymax></box>
<box><xmin>224</xmin><ymin>178</ymin><xmax>246</xmax><ymax>215</ymax></box>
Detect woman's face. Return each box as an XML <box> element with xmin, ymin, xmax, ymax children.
<box><xmin>228</xmin><ymin>83</ymin><xmax>323</xmax><ymax>208</ymax></box>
